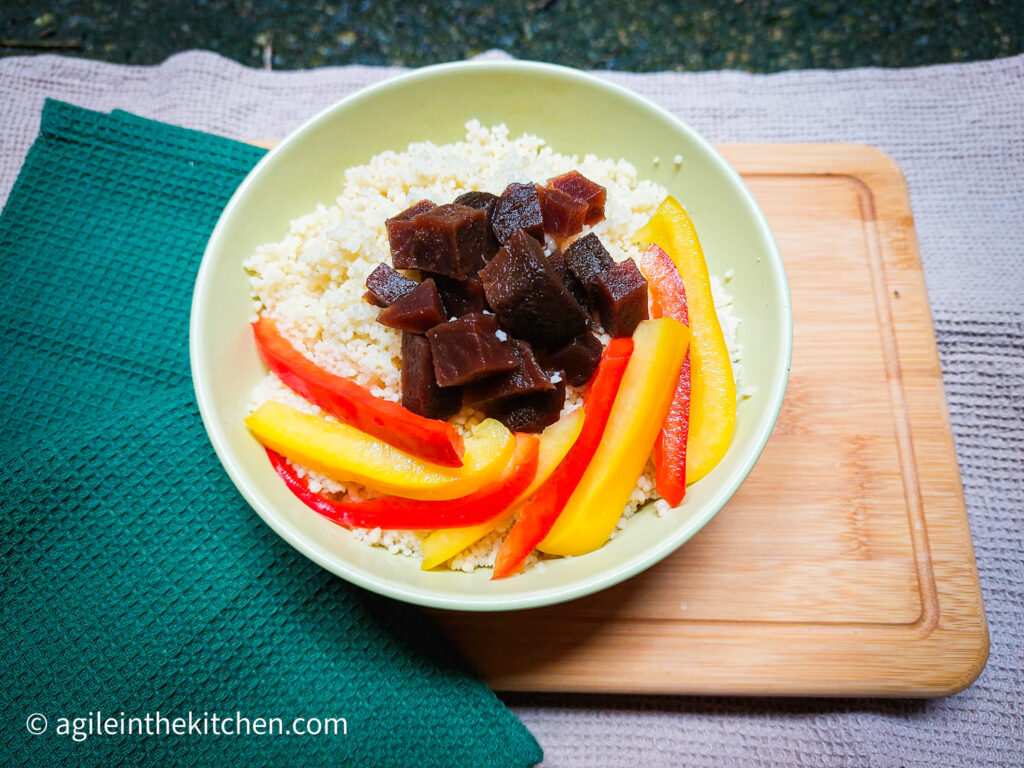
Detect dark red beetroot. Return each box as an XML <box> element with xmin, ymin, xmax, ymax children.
<box><xmin>563</xmin><ymin>232</ymin><xmax>615</xmax><ymax>307</ymax></box>
<box><xmin>454</xmin><ymin>190</ymin><xmax>498</xmax><ymax>216</ymax></box>
<box><xmin>377</xmin><ymin>278</ymin><xmax>447</xmax><ymax>333</ymax></box>
<box><xmin>426</xmin><ymin>313</ymin><xmax>518</xmax><ymax>387</ymax></box>
<box><xmin>537</xmin><ymin>185</ymin><xmax>588</xmax><ymax>238</ymax></box>
<box><xmin>453</xmin><ymin>191</ymin><xmax>500</xmax><ymax>257</ymax></box>
<box><xmin>364</xmin><ymin>263</ymin><xmax>417</xmax><ymax>307</ymax></box>
<box><xmin>401</xmin><ymin>333</ymin><xmax>462</xmax><ymax>419</ymax></box>
<box><xmin>385</xmin><ymin>200</ymin><xmax>437</xmax><ymax>266</ymax></box>
<box><xmin>491</xmin><ymin>372</ymin><xmax>567</xmax><ymax>433</ymax></box>
<box><xmin>549</xmin><ymin>170</ymin><xmax>607</xmax><ymax>225</ymax></box>
<box><xmin>491</xmin><ymin>183</ymin><xmax>544</xmax><ymax>244</ymax></box>
<box><xmin>478</xmin><ymin>229</ymin><xmax>589</xmax><ymax>350</ymax></box>
<box><xmin>428</xmin><ymin>273</ymin><xmax>489</xmax><ymax>318</ymax></box>
<box><xmin>593</xmin><ymin>258</ymin><xmax>649</xmax><ymax>337</ymax></box>
<box><xmin>392</xmin><ymin>204</ymin><xmax>490</xmax><ymax>279</ymax></box>
<box><xmin>539</xmin><ymin>331</ymin><xmax>603</xmax><ymax>387</ymax></box>
<box><xmin>548</xmin><ymin>248</ymin><xmax>590</xmax><ymax>317</ymax></box>
<box><xmin>464</xmin><ymin>339</ymin><xmax>554</xmax><ymax>410</ymax></box>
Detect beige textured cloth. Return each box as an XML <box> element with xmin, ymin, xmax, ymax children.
<box><xmin>1</xmin><ymin>50</ymin><xmax>1020</xmax><ymax>767</ymax></box>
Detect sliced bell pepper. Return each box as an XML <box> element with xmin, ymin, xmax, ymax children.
<box><xmin>266</xmin><ymin>447</ymin><xmax>348</xmax><ymax>522</ymax></box>
<box><xmin>634</xmin><ymin>197</ymin><xmax>735</xmax><ymax>485</ymax></box>
<box><xmin>640</xmin><ymin>243</ymin><xmax>691</xmax><ymax>506</ymax></box>
<box><xmin>266</xmin><ymin>433</ymin><xmax>538</xmax><ymax>529</ymax></box>
<box><xmin>537</xmin><ymin>318</ymin><xmax>689</xmax><ymax>557</ymax></box>
<box><xmin>252</xmin><ymin>315</ymin><xmax>464</xmax><ymax>467</ymax></box>
<box><xmin>491</xmin><ymin>338</ymin><xmax>634</xmax><ymax>578</ymax></box>
<box><xmin>420</xmin><ymin>406</ymin><xmax>586</xmax><ymax>570</ymax></box>
<box><xmin>245</xmin><ymin>401</ymin><xmax>513</xmax><ymax>500</ymax></box>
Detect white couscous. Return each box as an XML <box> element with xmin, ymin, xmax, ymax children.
<box><xmin>245</xmin><ymin>121</ymin><xmax>743</xmax><ymax>574</ymax></box>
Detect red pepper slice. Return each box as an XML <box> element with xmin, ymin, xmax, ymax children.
<box><xmin>266</xmin><ymin>433</ymin><xmax>539</xmax><ymax>530</ymax></box>
<box><xmin>266</xmin><ymin>447</ymin><xmax>348</xmax><ymax>522</ymax></box>
<box><xmin>253</xmin><ymin>315</ymin><xmax>464</xmax><ymax>467</ymax></box>
<box><xmin>640</xmin><ymin>244</ymin><xmax>691</xmax><ymax>506</ymax></box>
<box><xmin>491</xmin><ymin>338</ymin><xmax>634</xmax><ymax>579</ymax></box>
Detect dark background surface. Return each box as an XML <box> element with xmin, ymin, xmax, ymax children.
<box><xmin>2</xmin><ymin>0</ymin><xmax>1021</xmax><ymax>71</ymax></box>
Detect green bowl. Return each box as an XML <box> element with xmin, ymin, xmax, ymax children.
<box><xmin>190</xmin><ymin>60</ymin><xmax>791</xmax><ymax>611</ymax></box>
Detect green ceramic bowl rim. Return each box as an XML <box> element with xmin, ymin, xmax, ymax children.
<box><xmin>190</xmin><ymin>58</ymin><xmax>792</xmax><ymax>612</ymax></box>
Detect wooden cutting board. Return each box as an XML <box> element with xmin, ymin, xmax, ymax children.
<box><xmin>426</xmin><ymin>144</ymin><xmax>988</xmax><ymax>698</ymax></box>
<box><xmin>251</xmin><ymin>140</ymin><xmax>987</xmax><ymax>697</ymax></box>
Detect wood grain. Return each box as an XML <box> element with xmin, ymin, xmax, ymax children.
<box><xmin>430</xmin><ymin>144</ymin><xmax>988</xmax><ymax>697</ymax></box>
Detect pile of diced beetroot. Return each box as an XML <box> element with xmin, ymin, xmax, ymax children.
<box><xmin>364</xmin><ymin>171</ymin><xmax>649</xmax><ymax>433</ymax></box>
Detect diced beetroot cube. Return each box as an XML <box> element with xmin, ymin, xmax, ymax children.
<box><xmin>414</xmin><ymin>203</ymin><xmax>491</xmax><ymax>278</ymax></box>
<box><xmin>391</xmin><ymin>204</ymin><xmax>490</xmax><ymax>279</ymax></box>
<box><xmin>491</xmin><ymin>373</ymin><xmax>567</xmax><ymax>433</ymax></box>
<box><xmin>539</xmin><ymin>331</ymin><xmax>603</xmax><ymax>387</ymax></box>
<box><xmin>564</xmin><ymin>232</ymin><xmax>614</xmax><ymax>308</ymax></box>
<box><xmin>491</xmin><ymin>183</ymin><xmax>544</xmax><ymax>244</ymax></box>
<box><xmin>428</xmin><ymin>273</ymin><xmax>489</xmax><ymax>318</ymax></box>
<box><xmin>377</xmin><ymin>279</ymin><xmax>447</xmax><ymax>334</ymax></box>
<box><xmin>454</xmin><ymin>190</ymin><xmax>498</xmax><ymax>215</ymax></box>
<box><xmin>385</xmin><ymin>200</ymin><xmax>437</xmax><ymax>266</ymax></box>
<box><xmin>593</xmin><ymin>259</ymin><xmax>649</xmax><ymax>337</ymax></box>
<box><xmin>548</xmin><ymin>170</ymin><xmax>606</xmax><ymax>225</ymax></box>
<box><xmin>453</xmin><ymin>190</ymin><xmax>500</xmax><ymax>257</ymax></box>
<box><xmin>548</xmin><ymin>248</ymin><xmax>590</xmax><ymax>317</ymax></box>
<box><xmin>478</xmin><ymin>229</ymin><xmax>589</xmax><ymax>350</ymax></box>
<box><xmin>426</xmin><ymin>313</ymin><xmax>518</xmax><ymax>387</ymax></box>
<box><xmin>364</xmin><ymin>263</ymin><xmax>418</xmax><ymax>307</ymax></box>
<box><xmin>401</xmin><ymin>333</ymin><xmax>462</xmax><ymax>419</ymax></box>
<box><xmin>464</xmin><ymin>340</ymin><xmax>554</xmax><ymax>410</ymax></box>
<box><xmin>537</xmin><ymin>185</ymin><xmax>588</xmax><ymax>238</ymax></box>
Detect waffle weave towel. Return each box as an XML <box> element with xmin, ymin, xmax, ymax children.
<box><xmin>0</xmin><ymin>99</ymin><xmax>542</xmax><ymax>768</ymax></box>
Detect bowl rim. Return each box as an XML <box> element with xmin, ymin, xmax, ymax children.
<box><xmin>190</xmin><ymin>58</ymin><xmax>793</xmax><ymax>612</ymax></box>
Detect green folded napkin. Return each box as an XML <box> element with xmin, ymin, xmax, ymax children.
<box><xmin>0</xmin><ymin>100</ymin><xmax>542</xmax><ymax>768</ymax></box>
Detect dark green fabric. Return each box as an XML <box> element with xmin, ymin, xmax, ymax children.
<box><xmin>0</xmin><ymin>100</ymin><xmax>542</xmax><ymax>768</ymax></box>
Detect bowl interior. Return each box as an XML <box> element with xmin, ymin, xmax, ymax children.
<box><xmin>191</xmin><ymin>61</ymin><xmax>791</xmax><ymax>611</ymax></box>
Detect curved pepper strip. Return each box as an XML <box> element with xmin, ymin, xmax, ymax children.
<box><xmin>267</xmin><ymin>447</ymin><xmax>348</xmax><ymax>522</ymax></box>
<box><xmin>266</xmin><ymin>433</ymin><xmax>539</xmax><ymax>530</ymax></box>
<box><xmin>420</xmin><ymin>407</ymin><xmax>585</xmax><ymax>570</ymax></box>
<box><xmin>491</xmin><ymin>338</ymin><xmax>634</xmax><ymax>579</ymax></box>
<box><xmin>253</xmin><ymin>315</ymin><xmax>464</xmax><ymax>467</ymax></box>
<box><xmin>640</xmin><ymin>244</ymin><xmax>691</xmax><ymax>506</ymax></box>
<box><xmin>537</xmin><ymin>318</ymin><xmax>689</xmax><ymax>556</ymax></box>
<box><xmin>634</xmin><ymin>196</ymin><xmax>735</xmax><ymax>485</ymax></box>
<box><xmin>247</xmin><ymin>401</ymin><xmax>511</xmax><ymax>500</ymax></box>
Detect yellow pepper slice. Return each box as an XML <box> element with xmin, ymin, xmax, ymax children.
<box><xmin>420</xmin><ymin>407</ymin><xmax>586</xmax><ymax>570</ymax></box>
<box><xmin>245</xmin><ymin>401</ymin><xmax>514</xmax><ymax>500</ymax></box>
<box><xmin>634</xmin><ymin>196</ymin><xmax>736</xmax><ymax>485</ymax></box>
<box><xmin>538</xmin><ymin>318</ymin><xmax>690</xmax><ymax>556</ymax></box>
